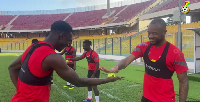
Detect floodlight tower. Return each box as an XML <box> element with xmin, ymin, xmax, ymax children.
<box><xmin>107</xmin><ymin>0</ymin><xmax>111</xmax><ymax>16</ymax></box>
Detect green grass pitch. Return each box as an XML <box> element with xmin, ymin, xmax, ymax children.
<box><xmin>0</xmin><ymin>53</ymin><xmax>200</xmax><ymax>102</ymax></box>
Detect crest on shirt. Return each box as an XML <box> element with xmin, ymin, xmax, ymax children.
<box><xmin>151</xmin><ymin>59</ymin><xmax>156</xmax><ymax>62</ymax></box>
<box><xmin>138</xmin><ymin>42</ymin><xmax>148</xmax><ymax>46</ymax></box>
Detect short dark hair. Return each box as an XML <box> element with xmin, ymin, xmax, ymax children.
<box><xmin>150</xmin><ymin>18</ymin><xmax>166</xmax><ymax>30</ymax></box>
<box><xmin>51</xmin><ymin>20</ymin><xmax>72</xmax><ymax>33</ymax></box>
<box><xmin>32</xmin><ymin>39</ymin><xmax>38</xmax><ymax>43</ymax></box>
<box><xmin>83</xmin><ymin>40</ymin><xmax>92</xmax><ymax>46</ymax></box>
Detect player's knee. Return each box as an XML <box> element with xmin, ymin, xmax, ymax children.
<box><xmin>88</xmin><ymin>86</ymin><xmax>92</xmax><ymax>90</ymax></box>
<box><xmin>92</xmin><ymin>86</ymin><xmax>98</xmax><ymax>90</ymax></box>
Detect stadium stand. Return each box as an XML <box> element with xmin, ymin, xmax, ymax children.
<box><xmin>0</xmin><ymin>15</ymin><xmax>16</xmax><ymax>26</ymax></box>
<box><xmin>66</xmin><ymin>6</ymin><xmax>125</xmax><ymax>27</ymax></box>
<box><xmin>0</xmin><ymin>0</ymin><xmax>160</xmax><ymax>30</ymax></box>
<box><xmin>113</xmin><ymin>0</ymin><xmax>155</xmax><ymax>23</ymax></box>
<box><xmin>10</xmin><ymin>14</ymin><xmax>70</xmax><ymax>30</ymax></box>
<box><xmin>97</xmin><ymin>21</ymin><xmax>200</xmax><ymax>57</ymax></box>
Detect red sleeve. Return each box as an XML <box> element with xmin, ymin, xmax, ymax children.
<box><xmin>131</xmin><ymin>42</ymin><xmax>149</xmax><ymax>58</ymax></box>
<box><xmin>81</xmin><ymin>52</ymin><xmax>86</xmax><ymax>58</ymax></box>
<box><xmin>92</xmin><ymin>51</ymin><xmax>99</xmax><ymax>62</ymax></box>
<box><xmin>172</xmin><ymin>49</ymin><xmax>189</xmax><ymax>73</ymax></box>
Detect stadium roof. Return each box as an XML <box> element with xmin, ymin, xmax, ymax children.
<box><xmin>183</xmin><ymin>27</ymin><xmax>200</xmax><ymax>36</ymax></box>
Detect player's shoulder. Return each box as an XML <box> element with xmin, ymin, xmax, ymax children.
<box><xmin>82</xmin><ymin>51</ymin><xmax>87</xmax><ymax>54</ymax></box>
<box><xmin>92</xmin><ymin>50</ymin><xmax>98</xmax><ymax>55</ymax></box>
<box><xmin>71</xmin><ymin>46</ymin><xmax>75</xmax><ymax>49</ymax></box>
<box><xmin>168</xmin><ymin>43</ymin><xmax>184</xmax><ymax>55</ymax></box>
<box><xmin>137</xmin><ymin>41</ymin><xmax>150</xmax><ymax>47</ymax></box>
<box><xmin>71</xmin><ymin>46</ymin><xmax>76</xmax><ymax>50</ymax></box>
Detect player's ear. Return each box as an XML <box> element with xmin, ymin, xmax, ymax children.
<box><xmin>58</xmin><ymin>32</ymin><xmax>65</xmax><ymax>40</ymax></box>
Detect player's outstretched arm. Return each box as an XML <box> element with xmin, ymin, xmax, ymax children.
<box><xmin>8</xmin><ymin>55</ymin><xmax>22</xmax><ymax>88</ymax></box>
<box><xmin>101</xmin><ymin>54</ymin><xmax>137</xmax><ymax>73</ymax></box>
<box><xmin>177</xmin><ymin>71</ymin><xmax>189</xmax><ymax>102</ymax></box>
<box><xmin>67</xmin><ymin>56</ymin><xmax>83</xmax><ymax>61</ymax></box>
<box><xmin>45</xmin><ymin>54</ymin><xmax>124</xmax><ymax>87</ymax></box>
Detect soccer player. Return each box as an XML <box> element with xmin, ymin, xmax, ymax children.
<box><xmin>59</xmin><ymin>41</ymin><xmax>76</xmax><ymax>89</ymax></box>
<box><xmin>8</xmin><ymin>21</ymin><xmax>124</xmax><ymax>102</ymax></box>
<box><xmin>67</xmin><ymin>40</ymin><xmax>100</xmax><ymax>102</ymax></box>
<box><xmin>101</xmin><ymin>18</ymin><xmax>189</xmax><ymax>102</ymax></box>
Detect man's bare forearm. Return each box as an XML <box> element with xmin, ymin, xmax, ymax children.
<box><xmin>73</xmin><ymin>61</ymin><xmax>76</xmax><ymax>70</ymax></box>
<box><xmin>70</xmin><ymin>57</ymin><xmax>82</xmax><ymax>61</ymax></box>
<box><xmin>9</xmin><ymin>70</ymin><xmax>20</xmax><ymax>88</ymax></box>
<box><xmin>113</xmin><ymin>59</ymin><xmax>127</xmax><ymax>70</ymax></box>
<box><xmin>93</xmin><ymin>63</ymin><xmax>99</xmax><ymax>75</ymax></box>
<box><xmin>75</xmin><ymin>78</ymin><xmax>110</xmax><ymax>87</ymax></box>
<box><xmin>179</xmin><ymin>81</ymin><xmax>189</xmax><ymax>102</ymax></box>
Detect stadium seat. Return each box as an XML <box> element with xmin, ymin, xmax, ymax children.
<box><xmin>10</xmin><ymin>14</ymin><xmax>70</xmax><ymax>30</ymax></box>
<box><xmin>0</xmin><ymin>15</ymin><xmax>16</xmax><ymax>26</ymax></box>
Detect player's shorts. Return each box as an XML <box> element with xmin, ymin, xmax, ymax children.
<box><xmin>68</xmin><ymin>64</ymin><xmax>74</xmax><ymax>70</ymax></box>
<box><xmin>141</xmin><ymin>96</ymin><xmax>152</xmax><ymax>102</ymax></box>
<box><xmin>87</xmin><ymin>70</ymin><xmax>100</xmax><ymax>78</ymax></box>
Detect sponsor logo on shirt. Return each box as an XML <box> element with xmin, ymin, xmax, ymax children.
<box><xmin>145</xmin><ymin>64</ymin><xmax>160</xmax><ymax>71</ymax></box>
<box><xmin>21</xmin><ymin>67</ymin><xmax>26</xmax><ymax>73</ymax></box>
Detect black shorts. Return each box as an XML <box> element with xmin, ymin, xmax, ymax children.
<box><xmin>141</xmin><ymin>96</ymin><xmax>152</xmax><ymax>102</ymax></box>
<box><xmin>87</xmin><ymin>70</ymin><xmax>100</xmax><ymax>78</ymax></box>
<box><xmin>68</xmin><ymin>64</ymin><xmax>74</xmax><ymax>69</ymax></box>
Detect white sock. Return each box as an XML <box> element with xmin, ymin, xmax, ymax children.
<box><xmin>88</xmin><ymin>91</ymin><xmax>92</xmax><ymax>99</ymax></box>
<box><xmin>71</xmin><ymin>84</ymin><xmax>75</xmax><ymax>87</ymax></box>
<box><xmin>67</xmin><ymin>82</ymin><xmax>70</xmax><ymax>85</ymax></box>
<box><xmin>95</xmin><ymin>96</ymin><xmax>99</xmax><ymax>102</ymax></box>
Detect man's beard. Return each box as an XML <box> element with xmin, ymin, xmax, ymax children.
<box><xmin>151</xmin><ymin>38</ymin><xmax>164</xmax><ymax>45</ymax></box>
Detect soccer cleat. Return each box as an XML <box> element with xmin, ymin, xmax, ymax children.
<box><xmin>83</xmin><ymin>98</ymin><xmax>93</xmax><ymax>101</ymax></box>
<box><xmin>69</xmin><ymin>86</ymin><xmax>74</xmax><ymax>89</ymax></box>
<box><xmin>63</xmin><ymin>85</ymin><xmax>70</xmax><ymax>88</ymax></box>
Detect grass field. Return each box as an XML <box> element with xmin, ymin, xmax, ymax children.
<box><xmin>0</xmin><ymin>53</ymin><xmax>200</xmax><ymax>102</ymax></box>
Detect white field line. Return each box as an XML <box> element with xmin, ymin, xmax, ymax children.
<box><xmin>101</xmin><ymin>84</ymin><xmax>140</xmax><ymax>91</ymax></box>
<box><xmin>99</xmin><ymin>84</ymin><xmax>140</xmax><ymax>101</ymax></box>
<box><xmin>15</xmin><ymin>53</ymin><xmax>19</xmax><ymax>56</ymax></box>
<box><xmin>52</xmin><ymin>84</ymin><xmax>76</xmax><ymax>101</ymax></box>
<box><xmin>100</xmin><ymin>90</ymin><xmax>121</xmax><ymax>101</ymax></box>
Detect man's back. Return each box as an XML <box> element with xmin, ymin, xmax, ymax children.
<box><xmin>11</xmin><ymin>41</ymin><xmax>56</xmax><ymax>102</ymax></box>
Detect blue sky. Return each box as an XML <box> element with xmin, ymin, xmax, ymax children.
<box><xmin>0</xmin><ymin>0</ymin><xmax>127</xmax><ymax>11</ymax></box>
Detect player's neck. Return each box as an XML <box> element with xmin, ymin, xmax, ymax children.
<box><xmin>86</xmin><ymin>48</ymin><xmax>91</xmax><ymax>52</ymax></box>
<box><xmin>43</xmin><ymin>38</ymin><xmax>56</xmax><ymax>49</ymax></box>
<box><xmin>155</xmin><ymin>39</ymin><xmax>166</xmax><ymax>48</ymax></box>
